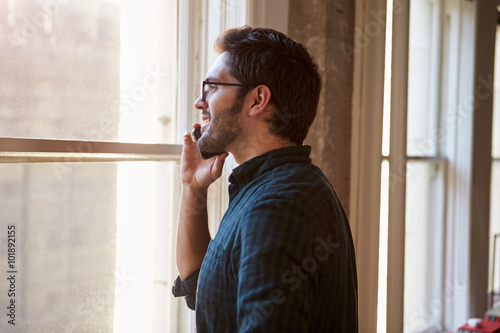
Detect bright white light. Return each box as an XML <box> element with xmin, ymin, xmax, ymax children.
<box><xmin>118</xmin><ymin>0</ymin><xmax>160</xmax><ymax>144</ymax></box>
<box><xmin>114</xmin><ymin>162</ymin><xmax>157</xmax><ymax>333</ymax></box>
<box><xmin>381</xmin><ymin>0</ymin><xmax>394</xmax><ymax>157</ymax></box>
<box><xmin>378</xmin><ymin>0</ymin><xmax>393</xmax><ymax>332</ymax></box>
<box><xmin>377</xmin><ymin>160</ymin><xmax>390</xmax><ymax>333</ymax></box>
<box><xmin>114</xmin><ymin>1</ymin><xmax>160</xmax><ymax>332</ymax></box>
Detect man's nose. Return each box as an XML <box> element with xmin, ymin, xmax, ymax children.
<box><xmin>194</xmin><ymin>95</ymin><xmax>207</xmax><ymax>110</ymax></box>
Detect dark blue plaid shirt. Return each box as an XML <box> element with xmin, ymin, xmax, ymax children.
<box><xmin>173</xmin><ymin>146</ymin><xmax>358</xmax><ymax>332</ymax></box>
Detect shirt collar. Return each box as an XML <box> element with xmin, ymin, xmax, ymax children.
<box><xmin>228</xmin><ymin>145</ymin><xmax>312</xmax><ymax>187</ymax></box>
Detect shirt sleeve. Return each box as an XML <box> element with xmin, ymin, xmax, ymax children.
<box><xmin>236</xmin><ymin>196</ymin><xmax>317</xmax><ymax>332</ymax></box>
<box><xmin>172</xmin><ymin>270</ymin><xmax>199</xmax><ymax>311</ymax></box>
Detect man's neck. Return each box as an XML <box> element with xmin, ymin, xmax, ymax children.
<box><xmin>229</xmin><ymin>133</ymin><xmax>296</xmax><ymax>165</ymax></box>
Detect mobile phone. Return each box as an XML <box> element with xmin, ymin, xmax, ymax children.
<box><xmin>192</xmin><ymin>126</ymin><xmax>202</xmax><ymax>141</ymax></box>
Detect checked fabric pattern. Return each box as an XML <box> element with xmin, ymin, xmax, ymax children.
<box><xmin>173</xmin><ymin>146</ymin><xmax>358</xmax><ymax>332</ymax></box>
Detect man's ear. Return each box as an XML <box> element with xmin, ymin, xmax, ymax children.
<box><xmin>248</xmin><ymin>85</ymin><xmax>272</xmax><ymax>117</ymax></box>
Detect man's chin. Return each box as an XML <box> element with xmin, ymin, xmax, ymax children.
<box><xmin>196</xmin><ymin>130</ymin><xmax>232</xmax><ymax>159</ymax></box>
<box><xmin>197</xmin><ymin>141</ymin><xmax>225</xmax><ymax>159</ymax></box>
<box><xmin>198</xmin><ymin>150</ymin><xmax>226</xmax><ymax>159</ymax></box>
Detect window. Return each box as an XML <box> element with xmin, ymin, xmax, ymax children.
<box><xmin>1</xmin><ymin>0</ymin><xmax>178</xmax><ymax>144</ymax></box>
<box><xmin>0</xmin><ymin>0</ymin><xmax>266</xmax><ymax>331</ymax></box>
<box><xmin>369</xmin><ymin>0</ymin><xmax>497</xmax><ymax>332</ymax></box>
<box><xmin>0</xmin><ymin>0</ymin><xmax>185</xmax><ymax>332</ymax></box>
<box><xmin>403</xmin><ymin>0</ymin><xmax>445</xmax><ymax>331</ymax></box>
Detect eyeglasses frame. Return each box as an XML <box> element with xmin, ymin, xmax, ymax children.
<box><xmin>201</xmin><ymin>80</ymin><xmax>248</xmax><ymax>102</ymax></box>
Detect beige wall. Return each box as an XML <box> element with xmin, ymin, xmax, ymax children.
<box><xmin>288</xmin><ymin>0</ymin><xmax>355</xmax><ymax>217</ymax></box>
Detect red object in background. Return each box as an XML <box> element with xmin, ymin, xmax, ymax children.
<box><xmin>459</xmin><ymin>320</ymin><xmax>500</xmax><ymax>333</ymax></box>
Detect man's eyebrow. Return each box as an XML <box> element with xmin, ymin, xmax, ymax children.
<box><xmin>204</xmin><ymin>76</ymin><xmax>219</xmax><ymax>82</ymax></box>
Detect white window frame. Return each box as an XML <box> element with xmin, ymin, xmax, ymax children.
<box><xmin>0</xmin><ymin>1</ymin><xmax>201</xmax><ymax>331</ymax></box>
<box><xmin>351</xmin><ymin>0</ymin><xmax>497</xmax><ymax>331</ymax></box>
<box><xmin>350</xmin><ymin>0</ymin><xmax>387</xmax><ymax>331</ymax></box>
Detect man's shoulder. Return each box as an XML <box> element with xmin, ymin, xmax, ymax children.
<box><xmin>242</xmin><ymin>162</ymin><xmax>338</xmax><ymax>215</ymax></box>
<box><xmin>263</xmin><ymin>161</ymin><xmax>333</xmax><ymax>195</ymax></box>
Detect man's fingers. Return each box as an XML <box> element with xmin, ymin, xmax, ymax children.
<box><xmin>212</xmin><ymin>152</ymin><xmax>229</xmax><ymax>177</ymax></box>
<box><xmin>183</xmin><ymin>131</ymin><xmax>195</xmax><ymax>144</ymax></box>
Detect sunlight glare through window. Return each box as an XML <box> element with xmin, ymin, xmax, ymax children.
<box><xmin>378</xmin><ymin>0</ymin><xmax>393</xmax><ymax>331</ymax></box>
<box><xmin>113</xmin><ymin>1</ymin><xmax>163</xmax><ymax>332</ymax></box>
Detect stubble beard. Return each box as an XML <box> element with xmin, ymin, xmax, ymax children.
<box><xmin>196</xmin><ymin>97</ymin><xmax>244</xmax><ymax>159</ymax></box>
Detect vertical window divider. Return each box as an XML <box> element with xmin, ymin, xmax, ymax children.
<box><xmin>441</xmin><ymin>0</ymin><xmax>493</xmax><ymax>327</ymax></box>
<box><xmin>350</xmin><ymin>0</ymin><xmax>387</xmax><ymax>331</ymax></box>
<box><xmin>468</xmin><ymin>0</ymin><xmax>496</xmax><ymax>319</ymax></box>
<box><xmin>386</xmin><ymin>0</ymin><xmax>409</xmax><ymax>332</ymax></box>
<box><xmin>177</xmin><ymin>0</ymin><xmax>200</xmax><ymax>145</ymax></box>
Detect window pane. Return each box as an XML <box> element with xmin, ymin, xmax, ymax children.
<box><xmin>404</xmin><ymin>161</ymin><xmax>444</xmax><ymax>332</ymax></box>
<box><xmin>407</xmin><ymin>0</ymin><xmax>440</xmax><ymax>157</ymax></box>
<box><xmin>377</xmin><ymin>160</ymin><xmax>389</xmax><ymax>333</ymax></box>
<box><xmin>0</xmin><ymin>161</ymin><xmax>186</xmax><ymax>332</ymax></box>
<box><xmin>0</xmin><ymin>0</ymin><xmax>177</xmax><ymax>144</ymax></box>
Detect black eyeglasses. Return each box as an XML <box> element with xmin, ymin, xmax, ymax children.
<box><xmin>201</xmin><ymin>80</ymin><xmax>248</xmax><ymax>102</ymax></box>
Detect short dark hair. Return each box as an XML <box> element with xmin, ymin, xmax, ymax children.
<box><xmin>214</xmin><ymin>26</ymin><xmax>322</xmax><ymax>145</ymax></box>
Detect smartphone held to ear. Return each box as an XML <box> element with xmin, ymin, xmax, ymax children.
<box><xmin>192</xmin><ymin>126</ymin><xmax>202</xmax><ymax>141</ymax></box>
<box><xmin>191</xmin><ymin>125</ymin><xmax>224</xmax><ymax>159</ymax></box>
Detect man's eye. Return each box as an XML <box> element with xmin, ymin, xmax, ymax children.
<box><xmin>208</xmin><ymin>84</ymin><xmax>217</xmax><ymax>90</ymax></box>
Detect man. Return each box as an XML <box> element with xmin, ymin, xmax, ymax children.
<box><xmin>172</xmin><ymin>26</ymin><xmax>358</xmax><ymax>332</ymax></box>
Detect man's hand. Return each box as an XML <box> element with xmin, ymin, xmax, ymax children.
<box><xmin>176</xmin><ymin>125</ymin><xmax>228</xmax><ymax>280</ymax></box>
<box><xmin>180</xmin><ymin>125</ymin><xmax>229</xmax><ymax>191</ymax></box>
